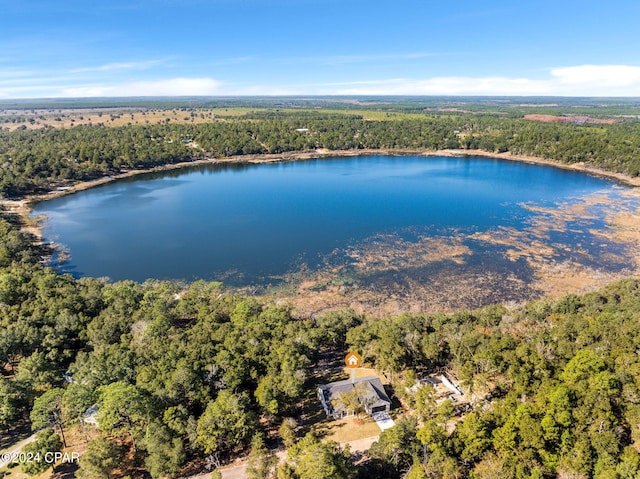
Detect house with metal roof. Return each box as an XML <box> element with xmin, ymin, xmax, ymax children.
<box><xmin>318</xmin><ymin>376</ymin><xmax>391</xmax><ymax>419</ymax></box>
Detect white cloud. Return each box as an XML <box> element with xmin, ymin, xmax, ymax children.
<box><xmin>70</xmin><ymin>60</ymin><xmax>166</xmax><ymax>73</ymax></box>
<box><xmin>3</xmin><ymin>64</ymin><xmax>640</xmax><ymax>99</ymax></box>
<box><xmin>313</xmin><ymin>65</ymin><xmax>640</xmax><ymax>96</ymax></box>
<box><xmin>551</xmin><ymin>65</ymin><xmax>640</xmax><ymax>88</ymax></box>
<box><xmin>59</xmin><ymin>78</ymin><xmax>222</xmax><ymax>97</ymax></box>
<box><xmin>0</xmin><ymin>77</ymin><xmax>223</xmax><ymax>99</ymax></box>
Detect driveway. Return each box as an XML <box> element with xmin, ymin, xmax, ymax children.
<box><xmin>0</xmin><ymin>433</ymin><xmax>38</xmax><ymax>469</ymax></box>
<box><xmin>372</xmin><ymin>412</ymin><xmax>395</xmax><ymax>431</ymax></box>
<box><xmin>218</xmin><ymin>449</ymin><xmax>287</xmax><ymax>479</ymax></box>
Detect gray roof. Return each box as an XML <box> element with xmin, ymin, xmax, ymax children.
<box><xmin>319</xmin><ymin>376</ymin><xmax>391</xmax><ymax>415</ymax></box>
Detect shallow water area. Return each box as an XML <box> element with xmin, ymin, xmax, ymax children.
<box><xmin>32</xmin><ymin>155</ymin><xmax>640</xmax><ymax>313</ymax></box>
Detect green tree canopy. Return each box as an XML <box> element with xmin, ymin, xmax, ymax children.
<box><xmin>195</xmin><ymin>390</ymin><xmax>258</xmax><ymax>454</ymax></box>
<box><xmin>77</xmin><ymin>437</ymin><xmax>125</xmax><ymax>479</ymax></box>
<box><xmin>285</xmin><ymin>432</ymin><xmax>355</xmax><ymax>479</ymax></box>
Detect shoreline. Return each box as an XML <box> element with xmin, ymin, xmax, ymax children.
<box><xmin>2</xmin><ymin>147</ymin><xmax>639</xmax><ymax>240</ymax></box>
<box><xmin>2</xmin><ymin>147</ymin><xmax>639</xmax><ymax>315</ymax></box>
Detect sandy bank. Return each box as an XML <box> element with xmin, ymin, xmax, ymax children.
<box><xmin>7</xmin><ymin>147</ymin><xmax>640</xmax><ymax>207</ymax></box>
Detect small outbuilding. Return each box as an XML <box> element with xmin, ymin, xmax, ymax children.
<box><xmin>82</xmin><ymin>404</ymin><xmax>99</xmax><ymax>427</ymax></box>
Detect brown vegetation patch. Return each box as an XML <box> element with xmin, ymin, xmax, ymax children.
<box><xmin>587</xmin><ymin>195</ymin><xmax>640</xmax><ymax>270</ymax></box>
<box><xmin>283</xmin><ymin>235</ymin><xmax>495</xmax><ymax>316</ymax></box>
<box><xmin>531</xmin><ymin>261</ymin><xmax>628</xmax><ymax>298</ymax></box>
<box><xmin>478</xmin><ymin>190</ymin><xmax>640</xmax><ymax>298</ymax></box>
<box><xmin>270</xmin><ymin>188</ymin><xmax>640</xmax><ymax>317</ymax></box>
<box><xmin>524</xmin><ymin>114</ymin><xmax>616</xmax><ymax>124</ymax></box>
<box><xmin>278</xmin><ymin>252</ymin><xmax>534</xmax><ymax>318</ymax></box>
<box><xmin>340</xmin><ymin>234</ymin><xmax>471</xmax><ymax>273</ymax></box>
<box><xmin>0</xmin><ymin>107</ymin><xmax>225</xmax><ymax>131</ymax></box>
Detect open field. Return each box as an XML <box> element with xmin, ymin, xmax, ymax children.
<box><xmin>0</xmin><ymin>106</ymin><xmax>428</xmax><ymax>131</ymax></box>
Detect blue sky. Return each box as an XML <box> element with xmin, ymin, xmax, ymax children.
<box><xmin>1</xmin><ymin>0</ymin><xmax>640</xmax><ymax>98</ymax></box>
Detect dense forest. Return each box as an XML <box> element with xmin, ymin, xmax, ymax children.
<box><xmin>2</xmin><ymin>110</ymin><xmax>640</xmax><ymax>197</ymax></box>
<box><xmin>3</xmin><ymin>197</ymin><xmax>640</xmax><ymax>477</ymax></box>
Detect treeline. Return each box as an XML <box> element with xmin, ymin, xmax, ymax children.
<box><xmin>2</xmin><ymin>113</ymin><xmax>640</xmax><ymax>197</ymax></box>
<box><xmin>3</xmin><ymin>206</ymin><xmax>640</xmax><ymax>478</ymax></box>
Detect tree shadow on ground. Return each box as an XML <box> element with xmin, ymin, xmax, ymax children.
<box><xmin>0</xmin><ymin>422</ymin><xmax>32</xmax><ymax>451</ymax></box>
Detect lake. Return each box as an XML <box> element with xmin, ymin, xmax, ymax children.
<box><xmin>32</xmin><ymin>155</ymin><xmax>640</xmax><ymax>311</ymax></box>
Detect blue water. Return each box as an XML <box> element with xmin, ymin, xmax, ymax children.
<box><xmin>32</xmin><ymin>156</ymin><xmax>631</xmax><ymax>287</ymax></box>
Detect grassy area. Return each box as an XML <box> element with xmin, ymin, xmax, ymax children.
<box><xmin>344</xmin><ymin>367</ymin><xmax>390</xmax><ymax>385</ymax></box>
<box><xmin>312</xmin><ymin>109</ymin><xmax>427</xmax><ymax>121</ymax></box>
<box><xmin>298</xmin><ymin>369</ymin><xmax>345</xmax><ymax>433</ymax></box>
<box><xmin>0</xmin><ymin>107</ymin><xmax>245</xmax><ymax>130</ymax></box>
<box><xmin>311</xmin><ymin>416</ymin><xmax>381</xmax><ymax>444</ymax></box>
<box><xmin>0</xmin><ymin>106</ymin><xmax>431</xmax><ymax>131</ymax></box>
